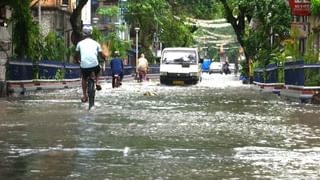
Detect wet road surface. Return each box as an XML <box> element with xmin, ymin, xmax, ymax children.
<box><xmin>1</xmin><ymin>74</ymin><xmax>320</xmax><ymax>179</ymax></box>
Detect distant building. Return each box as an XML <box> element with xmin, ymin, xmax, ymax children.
<box><xmin>94</xmin><ymin>0</ymin><xmax>129</xmax><ymax>40</ymax></box>
<box><xmin>30</xmin><ymin>0</ymin><xmax>76</xmax><ymax>48</ymax></box>
<box><xmin>288</xmin><ymin>0</ymin><xmax>320</xmax><ymax>60</ymax></box>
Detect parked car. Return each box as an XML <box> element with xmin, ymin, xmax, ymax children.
<box><xmin>201</xmin><ymin>59</ymin><xmax>212</xmax><ymax>73</ymax></box>
<box><xmin>209</xmin><ymin>62</ymin><xmax>222</xmax><ymax>74</ymax></box>
<box><xmin>229</xmin><ymin>63</ymin><xmax>235</xmax><ymax>73</ymax></box>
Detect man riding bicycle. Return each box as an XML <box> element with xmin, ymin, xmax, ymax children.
<box><xmin>136</xmin><ymin>53</ymin><xmax>149</xmax><ymax>81</ymax></box>
<box><xmin>110</xmin><ymin>51</ymin><xmax>124</xmax><ymax>88</ymax></box>
<box><xmin>75</xmin><ymin>25</ymin><xmax>106</xmax><ymax>102</ymax></box>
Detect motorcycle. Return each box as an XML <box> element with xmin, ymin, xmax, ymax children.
<box><xmin>222</xmin><ymin>63</ymin><xmax>231</xmax><ymax>74</ymax></box>
<box><xmin>137</xmin><ymin>69</ymin><xmax>148</xmax><ymax>82</ymax></box>
<box><xmin>113</xmin><ymin>74</ymin><xmax>121</xmax><ymax>88</ymax></box>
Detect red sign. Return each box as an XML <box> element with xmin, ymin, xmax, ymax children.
<box><xmin>289</xmin><ymin>0</ymin><xmax>311</xmax><ymax>16</ymax></box>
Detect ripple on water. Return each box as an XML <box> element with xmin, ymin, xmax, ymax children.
<box><xmin>2</xmin><ymin>76</ymin><xmax>320</xmax><ymax>179</ymax></box>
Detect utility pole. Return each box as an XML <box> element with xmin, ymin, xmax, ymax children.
<box><xmin>135</xmin><ymin>27</ymin><xmax>140</xmax><ymax>66</ymax></box>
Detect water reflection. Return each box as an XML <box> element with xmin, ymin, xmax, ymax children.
<box><xmin>1</xmin><ymin>74</ymin><xmax>320</xmax><ymax>179</ymax></box>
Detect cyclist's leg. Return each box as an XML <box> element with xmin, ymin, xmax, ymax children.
<box><xmin>81</xmin><ymin>78</ymin><xmax>87</xmax><ymax>101</ymax></box>
<box><xmin>119</xmin><ymin>72</ymin><xmax>123</xmax><ymax>86</ymax></box>
<box><xmin>112</xmin><ymin>74</ymin><xmax>115</xmax><ymax>88</ymax></box>
<box><xmin>120</xmin><ymin>72</ymin><xmax>124</xmax><ymax>81</ymax></box>
<box><xmin>94</xmin><ymin>65</ymin><xmax>102</xmax><ymax>90</ymax></box>
<box><xmin>81</xmin><ymin>68</ymin><xmax>90</xmax><ymax>102</ymax></box>
<box><xmin>143</xmin><ymin>70</ymin><xmax>147</xmax><ymax>80</ymax></box>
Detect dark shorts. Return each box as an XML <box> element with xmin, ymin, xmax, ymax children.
<box><xmin>81</xmin><ymin>65</ymin><xmax>101</xmax><ymax>80</ymax></box>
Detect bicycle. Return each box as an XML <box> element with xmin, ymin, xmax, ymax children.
<box><xmin>87</xmin><ymin>72</ymin><xmax>96</xmax><ymax>110</ymax></box>
<box><xmin>113</xmin><ymin>74</ymin><xmax>121</xmax><ymax>88</ymax></box>
<box><xmin>137</xmin><ymin>69</ymin><xmax>148</xmax><ymax>82</ymax></box>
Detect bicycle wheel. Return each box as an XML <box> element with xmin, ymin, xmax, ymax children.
<box><xmin>87</xmin><ymin>77</ymin><xmax>95</xmax><ymax>110</ymax></box>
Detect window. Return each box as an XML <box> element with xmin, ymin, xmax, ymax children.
<box><xmin>62</xmin><ymin>0</ymin><xmax>68</xmax><ymax>5</ymax></box>
<box><xmin>162</xmin><ymin>50</ymin><xmax>197</xmax><ymax>64</ymax></box>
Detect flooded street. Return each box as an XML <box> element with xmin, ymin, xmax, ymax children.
<box><xmin>1</xmin><ymin>74</ymin><xmax>320</xmax><ymax>179</ymax></box>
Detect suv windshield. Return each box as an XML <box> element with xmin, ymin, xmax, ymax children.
<box><xmin>162</xmin><ymin>50</ymin><xmax>197</xmax><ymax>64</ymax></box>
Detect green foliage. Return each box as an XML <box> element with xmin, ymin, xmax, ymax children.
<box><xmin>243</xmin><ymin>0</ymin><xmax>291</xmax><ymax>64</ymax></box>
<box><xmin>104</xmin><ymin>32</ymin><xmax>131</xmax><ymax>58</ymax></box>
<box><xmin>127</xmin><ymin>0</ymin><xmax>194</xmax><ymax>51</ymax></box>
<box><xmin>55</xmin><ymin>68</ymin><xmax>66</xmax><ymax>80</ymax></box>
<box><xmin>226</xmin><ymin>47</ymin><xmax>239</xmax><ymax>63</ymax></box>
<box><xmin>97</xmin><ymin>5</ymin><xmax>119</xmax><ymax>17</ymax></box>
<box><xmin>305</xmin><ymin>68</ymin><xmax>320</xmax><ymax>86</ymax></box>
<box><xmin>311</xmin><ymin>0</ymin><xmax>320</xmax><ymax>16</ymax></box>
<box><xmin>28</xmin><ymin>23</ymin><xmax>45</xmax><ymax>61</ymax></box>
<box><xmin>161</xmin><ymin>17</ymin><xmax>193</xmax><ymax>47</ymax></box>
<box><xmin>283</xmin><ymin>28</ymin><xmax>302</xmax><ymax>60</ymax></box>
<box><xmin>43</xmin><ymin>32</ymin><xmax>66</xmax><ymax>61</ymax></box>
<box><xmin>11</xmin><ymin>0</ymin><xmax>36</xmax><ymax>59</ymax></box>
<box><xmin>167</xmin><ymin>0</ymin><xmax>224</xmax><ymax>19</ymax></box>
<box><xmin>277</xmin><ymin>66</ymin><xmax>284</xmax><ymax>83</ymax></box>
<box><xmin>217</xmin><ymin>0</ymin><xmax>291</xmax><ymax>79</ymax></box>
<box><xmin>304</xmin><ymin>34</ymin><xmax>318</xmax><ymax>64</ymax></box>
<box><xmin>240</xmin><ymin>59</ymin><xmax>249</xmax><ymax>77</ymax></box>
<box><xmin>32</xmin><ymin>66</ymin><xmax>39</xmax><ymax>79</ymax></box>
<box><xmin>92</xmin><ymin>26</ymin><xmax>104</xmax><ymax>42</ymax></box>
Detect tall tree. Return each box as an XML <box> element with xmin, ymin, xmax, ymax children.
<box><xmin>70</xmin><ymin>0</ymin><xmax>88</xmax><ymax>45</ymax></box>
<box><xmin>126</xmin><ymin>0</ymin><xmax>193</xmax><ymax>54</ymax></box>
<box><xmin>167</xmin><ymin>0</ymin><xmax>224</xmax><ymax>19</ymax></box>
<box><xmin>217</xmin><ymin>0</ymin><xmax>291</xmax><ymax>78</ymax></box>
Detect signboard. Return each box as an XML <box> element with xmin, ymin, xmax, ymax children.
<box><xmin>289</xmin><ymin>0</ymin><xmax>311</xmax><ymax>16</ymax></box>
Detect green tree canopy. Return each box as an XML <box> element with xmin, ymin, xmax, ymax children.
<box><xmin>126</xmin><ymin>0</ymin><xmax>194</xmax><ymax>57</ymax></box>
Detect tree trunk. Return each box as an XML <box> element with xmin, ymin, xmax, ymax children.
<box><xmin>70</xmin><ymin>0</ymin><xmax>88</xmax><ymax>45</ymax></box>
<box><xmin>219</xmin><ymin>0</ymin><xmax>252</xmax><ymax>81</ymax></box>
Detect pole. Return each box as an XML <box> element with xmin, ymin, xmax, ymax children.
<box><xmin>136</xmin><ymin>33</ymin><xmax>138</xmax><ymax>65</ymax></box>
<box><xmin>135</xmin><ymin>27</ymin><xmax>140</xmax><ymax>66</ymax></box>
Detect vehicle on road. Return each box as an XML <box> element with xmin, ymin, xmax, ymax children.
<box><xmin>201</xmin><ymin>58</ymin><xmax>211</xmax><ymax>73</ymax></box>
<box><xmin>222</xmin><ymin>63</ymin><xmax>231</xmax><ymax>74</ymax></box>
<box><xmin>113</xmin><ymin>74</ymin><xmax>121</xmax><ymax>88</ymax></box>
<box><xmin>228</xmin><ymin>63</ymin><xmax>235</xmax><ymax>73</ymax></box>
<box><xmin>160</xmin><ymin>47</ymin><xmax>201</xmax><ymax>85</ymax></box>
<box><xmin>209</xmin><ymin>62</ymin><xmax>222</xmax><ymax>74</ymax></box>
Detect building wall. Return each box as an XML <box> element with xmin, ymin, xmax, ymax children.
<box><xmin>31</xmin><ymin>0</ymin><xmax>74</xmax><ymax>34</ymax></box>
<box><xmin>0</xmin><ymin>6</ymin><xmax>12</xmax><ymax>96</ymax></box>
<box><xmin>0</xmin><ymin>43</ymin><xmax>10</xmax><ymax>96</ymax></box>
<box><xmin>31</xmin><ymin>0</ymin><xmax>76</xmax><ymax>13</ymax></box>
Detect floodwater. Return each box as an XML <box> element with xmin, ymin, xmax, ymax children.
<box><xmin>1</xmin><ymin>74</ymin><xmax>320</xmax><ymax>179</ymax></box>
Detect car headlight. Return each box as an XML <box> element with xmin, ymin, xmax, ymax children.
<box><xmin>160</xmin><ymin>72</ymin><xmax>167</xmax><ymax>76</ymax></box>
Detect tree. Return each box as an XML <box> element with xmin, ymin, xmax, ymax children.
<box><xmin>167</xmin><ymin>0</ymin><xmax>224</xmax><ymax>19</ymax></box>
<box><xmin>1</xmin><ymin>0</ymin><xmax>39</xmax><ymax>59</ymax></box>
<box><xmin>126</xmin><ymin>0</ymin><xmax>195</xmax><ymax>57</ymax></box>
<box><xmin>217</xmin><ymin>0</ymin><xmax>291</xmax><ymax>78</ymax></box>
<box><xmin>70</xmin><ymin>0</ymin><xmax>88</xmax><ymax>45</ymax></box>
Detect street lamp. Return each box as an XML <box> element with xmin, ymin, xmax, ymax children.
<box><xmin>135</xmin><ymin>27</ymin><xmax>140</xmax><ymax>66</ymax></box>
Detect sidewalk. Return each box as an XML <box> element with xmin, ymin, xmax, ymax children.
<box><xmin>7</xmin><ymin>74</ymin><xmax>159</xmax><ymax>95</ymax></box>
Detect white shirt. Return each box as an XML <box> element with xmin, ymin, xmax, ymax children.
<box><xmin>76</xmin><ymin>38</ymin><xmax>102</xmax><ymax>68</ymax></box>
<box><xmin>137</xmin><ymin>57</ymin><xmax>148</xmax><ymax>72</ymax></box>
